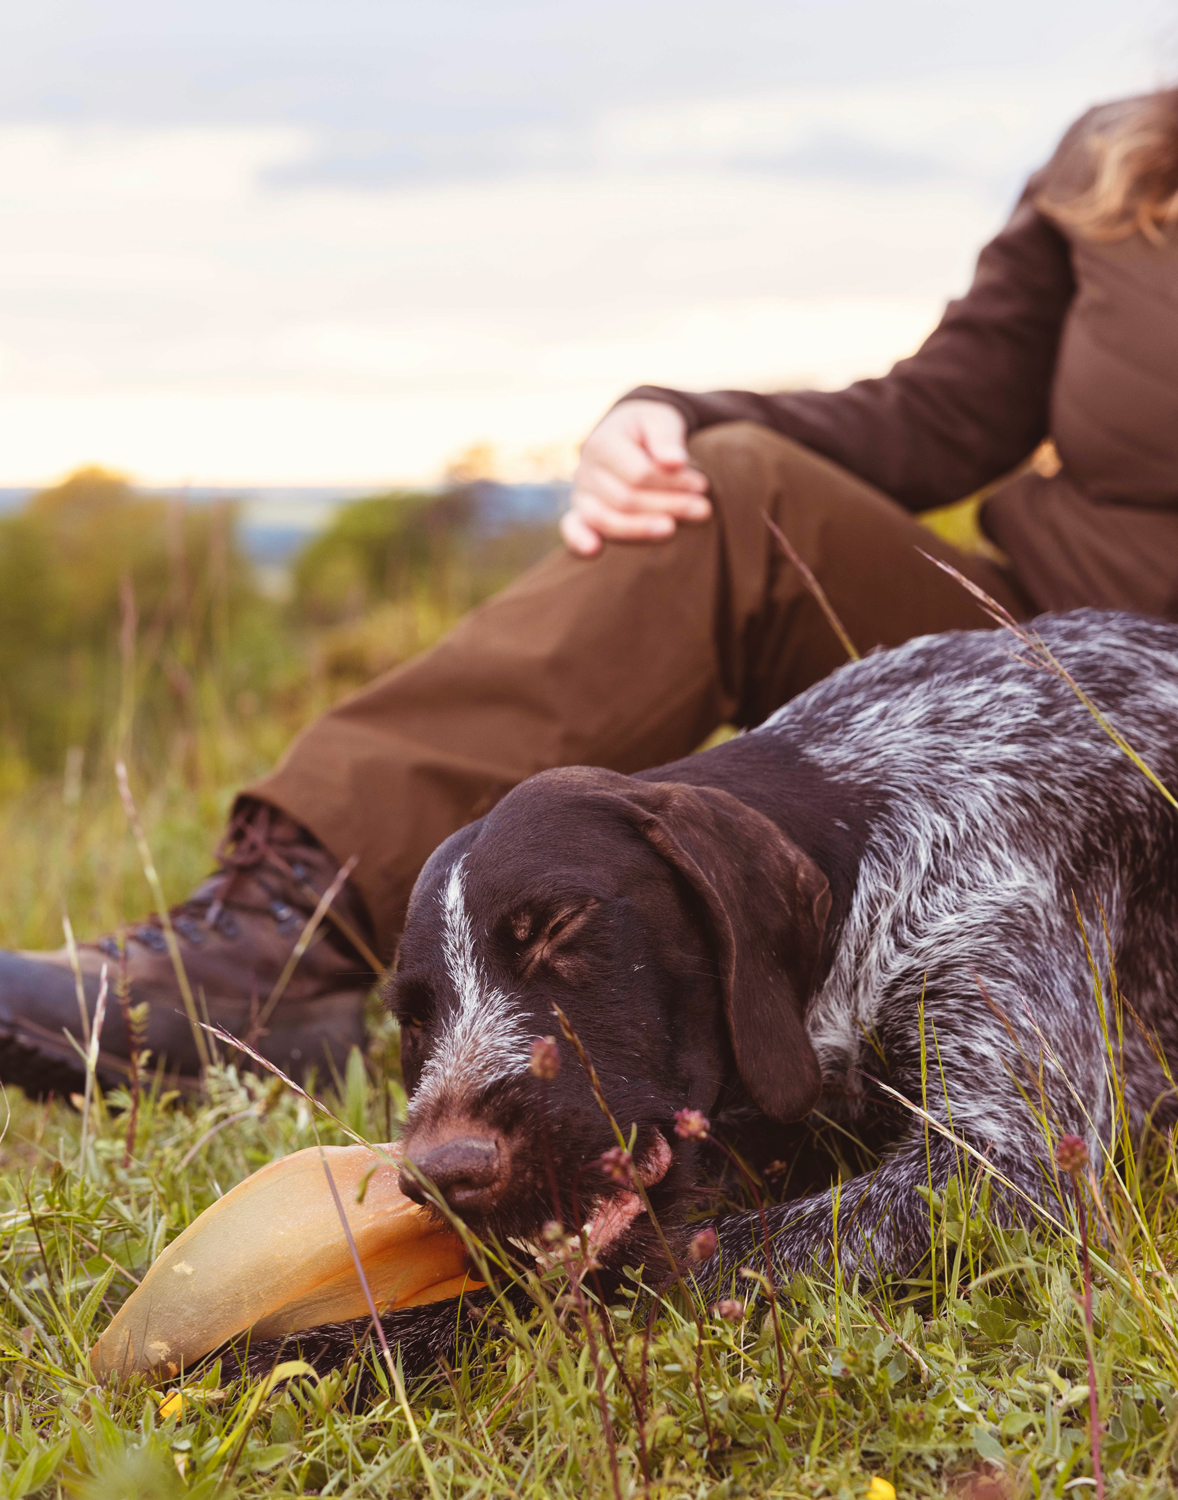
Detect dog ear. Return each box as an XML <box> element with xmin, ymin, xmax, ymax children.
<box><xmin>620</xmin><ymin>779</ymin><xmax>829</xmax><ymax>1123</ymax></box>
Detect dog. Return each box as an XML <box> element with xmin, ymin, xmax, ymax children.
<box><xmin>243</xmin><ymin>609</ymin><xmax>1178</xmax><ymax>1380</ymax></box>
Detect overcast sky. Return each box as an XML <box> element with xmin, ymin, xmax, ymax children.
<box><xmin>0</xmin><ymin>0</ymin><xmax>1173</xmax><ymax>484</ymax></box>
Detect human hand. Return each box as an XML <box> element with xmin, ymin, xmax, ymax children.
<box><xmin>560</xmin><ymin>400</ymin><xmax>711</xmax><ymax>557</ymax></box>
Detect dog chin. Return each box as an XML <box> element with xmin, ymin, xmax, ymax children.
<box><xmin>582</xmin><ymin>1128</ymin><xmax>674</xmax><ymax>1260</ymax></box>
<box><xmin>448</xmin><ymin>1128</ymin><xmax>678</xmax><ymax>1279</ymax></box>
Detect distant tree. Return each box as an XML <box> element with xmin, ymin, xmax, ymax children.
<box><xmin>290</xmin><ymin>488</ymin><xmax>475</xmax><ymax>625</ymax></box>
<box><xmin>0</xmin><ymin>467</ymin><xmax>269</xmax><ymax>775</ymax></box>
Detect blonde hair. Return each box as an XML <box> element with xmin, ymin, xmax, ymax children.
<box><xmin>1040</xmin><ymin>88</ymin><xmax>1178</xmax><ymax>244</ymax></box>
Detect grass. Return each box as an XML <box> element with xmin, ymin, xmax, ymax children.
<box><xmin>6</xmin><ymin>771</ymin><xmax>1178</xmax><ymax>1498</ymax></box>
<box><xmin>6</xmin><ymin>1048</ymin><xmax>1178</xmax><ymax>1499</ymax></box>
<box><xmin>4</xmin><ymin>487</ymin><xmax>1178</xmax><ymax>1496</ymax></box>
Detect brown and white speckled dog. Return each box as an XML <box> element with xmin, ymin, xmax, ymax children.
<box><xmin>245</xmin><ymin>609</ymin><xmax>1178</xmax><ymax>1380</ymax></box>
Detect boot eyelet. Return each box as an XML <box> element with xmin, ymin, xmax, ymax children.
<box><xmin>174</xmin><ymin>916</ymin><xmax>206</xmax><ymax>946</ymax></box>
<box><xmin>270</xmin><ymin>901</ymin><xmax>300</xmax><ymax>931</ymax></box>
<box><xmin>215</xmin><ymin>910</ymin><xmax>240</xmax><ymax>940</ymax></box>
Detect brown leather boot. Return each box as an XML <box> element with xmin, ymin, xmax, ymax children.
<box><xmin>0</xmin><ymin>801</ymin><xmax>380</xmax><ymax>1096</ymax></box>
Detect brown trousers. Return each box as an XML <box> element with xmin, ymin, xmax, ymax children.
<box><xmin>248</xmin><ymin>424</ymin><xmax>1030</xmax><ymax>956</ymax></box>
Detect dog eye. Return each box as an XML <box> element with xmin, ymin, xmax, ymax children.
<box><xmin>542</xmin><ymin>901</ymin><xmax>599</xmax><ymax>946</ymax></box>
<box><xmin>389</xmin><ymin>977</ymin><xmax>433</xmax><ymax>1032</ymax></box>
<box><xmin>542</xmin><ymin>902</ymin><xmax>596</xmax><ymax>945</ymax></box>
<box><xmin>509</xmin><ymin>900</ymin><xmax>598</xmax><ymax>973</ymax></box>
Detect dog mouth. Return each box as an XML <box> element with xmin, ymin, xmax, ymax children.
<box><xmin>509</xmin><ymin>1127</ymin><xmax>673</xmax><ymax>1270</ymax></box>
<box><xmin>580</xmin><ymin>1128</ymin><xmax>673</xmax><ymax>1259</ymax></box>
<box><xmin>408</xmin><ymin>1123</ymin><xmax>677</xmax><ymax>1274</ymax></box>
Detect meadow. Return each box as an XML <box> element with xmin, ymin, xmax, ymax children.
<box><xmin>2</xmin><ymin>472</ymin><xmax>1178</xmax><ymax>1498</ymax></box>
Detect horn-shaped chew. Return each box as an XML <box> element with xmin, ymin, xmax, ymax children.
<box><xmin>90</xmin><ymin>1142</ymin><xmax>482</xmax><ymax>1382</ymax></box>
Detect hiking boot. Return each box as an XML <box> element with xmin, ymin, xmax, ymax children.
<box><xmin>0</xmin><ymin>801</ymin><xmax>381</xmax><ymax>1097</ymax></box>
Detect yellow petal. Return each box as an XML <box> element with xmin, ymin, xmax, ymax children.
<box><xmin>866</xmin><ymin>1478</ymin><xmax>896</xmax><ymax>1500</ymax></box>
<box><xmin>157</xmin><ymin>1390</ymin><xmax>184</xmax><ymax>1420</ymax></box>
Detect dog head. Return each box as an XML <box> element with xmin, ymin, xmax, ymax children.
<box><xmin>387</xmin><ymin>766</ymin><xmax>830</xmax><ymax>1261</ymax></box>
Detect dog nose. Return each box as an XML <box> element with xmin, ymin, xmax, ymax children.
<box><xmin>399</xmin><ymin>1136</ymin><xmax>501</xmax><ymax>1212</ymax></box>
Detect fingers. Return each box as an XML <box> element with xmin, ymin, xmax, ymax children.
<box><xmin>590</xmin><ymin>405</ymin><xmax>709</xmax><ymax>494</ymax></box>
<box><xmin>603</xmin><ymin>447</ymin><xmax>709</xmax><ymax>492</ymax></box>
<box><xmin>559</xmin><ymin>508</ymin><xmax>604</xmax><ymax>557</ymax></box>
<box><xmin>633</xmin><ymin>420</ymin><xmax>699</xmax><ymax>477</ymax></box>
<box><xmin>573</xmin><ymin>491</ymin><xmax>679</xmax><ymax>540</ymax></box>
<box><xmin>577</xmin><ymin>461</ymin><xmax>712</xmax><ymax>518</ymax></box>
<box><xmin>561</xmin><ymin>488</ymin><xmax>716</xmax><ymax>554</ymax></box>
<box><xmin>629</xmin><ymin>402</ymin><xmax>699</xmax><ymax>474</ymax></box>
<box><xmin>564</xmin><ymin>398</ymin><xmax>714</xmax><ymax>555</ymax></box>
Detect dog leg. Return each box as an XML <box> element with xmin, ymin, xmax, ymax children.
<box><xmin>222</xmin><ymin>1293</ymin><xmax>491</xmax><ymax>1388</ymax></box>
<box><xmin>700</xmin><ymin>1127</ymin><xmax>1065</xmax><ymax>1295</ymax></box>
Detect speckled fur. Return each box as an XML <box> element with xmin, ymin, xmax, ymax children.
<box><xmin>708</xmin><ymin>609</ymin><xmax>1178</xmax><ymax>1280</ymax></box>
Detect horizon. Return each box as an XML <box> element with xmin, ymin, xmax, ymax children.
<box><xmin>0</xmin><ymin>471</ymin><xmax>573</xmax><ymax>573</ymax></box>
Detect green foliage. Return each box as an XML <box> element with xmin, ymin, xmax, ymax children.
<box><xmin>291</xmin><ymin>489</ymin><xmax>476</xmax><ymax>625</ymax></box>
<box><xmin>0</xmin><ymin>468</ymin><xmax>286</xmax><ymax>778</ymax></box>
<box><xmin>5</xmin><ymin>1037</ymin><xmax>1178</xmax><ymax>1497</ymax></box>
<box><xmin>0</xmin><ymin>469</ymin><xmax>558</xmax><ymax>797</ymax></box>
<box><xmin>290</xmin><ymin>484</ymin><xmax>557</xmax><ymax>692</ymax></box>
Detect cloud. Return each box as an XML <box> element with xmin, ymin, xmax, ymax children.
<box><xmin>0</xmin><ymin>114</ymin><xmax>997</xmax><ymax>483</ymax></box>
<box><xmin>0</xmin><ymin>0</ymin><xmax>1169</xmax><ymax>481</ymax></box>
<box><xmin>4</xmin><ymin>1</ymin><xmax>1172</xmax><ymax>178</ymax></box>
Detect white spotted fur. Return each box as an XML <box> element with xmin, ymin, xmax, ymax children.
<box><xmin>409</xmin><ymin>857</ymin><xmax>532</xmax><ymax>1119</ymax></box>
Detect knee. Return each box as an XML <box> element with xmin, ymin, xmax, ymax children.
<box><xmin>687</xmin><ymin>422</ymin><xmax>815</xmax><ymax>507</ymax></box>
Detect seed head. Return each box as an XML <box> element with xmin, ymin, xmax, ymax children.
<box><xmin>599</xmin><ymin>1145</ymin><xmax>635</xmax><ymax>1187</ymax></box>
<box><xmin>714</xmin><ymin>1298</ymin><xmax>746</xmax><ymax>1323</ymax></box>
<box><xmin>540</xmin><ymin>1219</ymin><xmax>567</xmax><ymax>1247</ymax></box>
<box><xmin>1055</xmin><ymin>1133</ymin><xmax>1089</xmax><ymax>1177</ymax></box>
<box><xmin>530</xmin><ymin>1035</ymin><xmax>561</xmax><ymax>1080</ymax></box>
<box><xmin>673</xmin><ymin>1108</ymin><xmax>710</xmax><ymax>1141</ymax></box>
<box><xmin>687</xmin><ymin>1227</ymin><xmax>718</xmax><ymax>1263</ymax></box>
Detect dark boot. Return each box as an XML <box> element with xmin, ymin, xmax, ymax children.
<box><xmin>0</xmin><ymin>801</ymin><xmax>380</xmax><ymax>1096</ymax></box>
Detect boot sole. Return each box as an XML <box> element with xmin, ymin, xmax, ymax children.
<box><xmin>0</xmin><ymin>948</ymin><xmax>368</xmax><ymax>1097</ymax></box>
<box><xmin>0</xmin><ymin>1017</ymin><xmax>190</xmax><ymax>1099</ymax></box>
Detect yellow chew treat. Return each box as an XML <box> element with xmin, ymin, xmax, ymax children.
<box><xmin>89</xmin><ymin>1142</ymin><xmax>482</xmax><ymax>1381</ymax></box>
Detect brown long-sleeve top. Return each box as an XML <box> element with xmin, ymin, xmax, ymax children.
<box><xmin>626</xmin><ymin>97</ymin><xmax>1178</xmax><ymax>618</ymax></box>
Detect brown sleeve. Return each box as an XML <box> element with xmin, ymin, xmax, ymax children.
<box><xmin>623</xmin><ymin>128</ymin><xmax>1088</xmax><ymax>513</ymax></box>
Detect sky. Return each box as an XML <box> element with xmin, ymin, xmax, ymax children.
<box><xmin>0</xmin><ymin>0</ymin><xmax>1173</xmax><ymax>486</ymax></box>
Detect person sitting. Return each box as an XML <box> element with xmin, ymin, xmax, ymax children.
<box><xmin>2</xmin><ymin>88</ymin><xmax>1175</xmax><ymax>1093</ymax></box>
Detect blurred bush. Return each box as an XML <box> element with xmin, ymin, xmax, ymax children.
<box><xmin>0</xmin><ymin>468</ymin><xmax>559</xmax><ymax>797</ymax></box>
<box><xmin>292</xmin><ymin>488</ymin><xmax>475</xmax><ymax>624</ymax></box>
<box><xmin>0</xmin><ymin>468</ymin><xmax>298</xmax><ymax>779</ymax></box>
<box><xmin>294</xmin><ymin>483</ymin><xmax>557</xmax><ymax>692</ymax></box>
